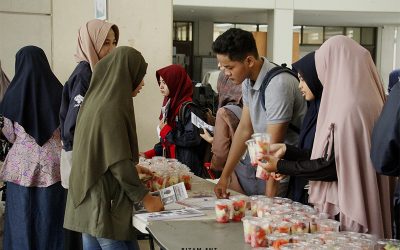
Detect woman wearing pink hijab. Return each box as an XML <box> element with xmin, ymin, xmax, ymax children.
<box><xmin>260</xmin><ymin>35</ymin><xmax>393</xmax><ymax>238</ymax></box>
<box><xmin>59</xmin><ymin>19</ymin><xmax>119</xmax><ymax>250</ymax></box>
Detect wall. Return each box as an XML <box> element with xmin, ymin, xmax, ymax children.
<box><xmin>0</xmin><ymin>0</ymin><xmax>52</xmax><ymax>77</ymax></box>
<box><xmin>110</xmin><ymin>0</ymin><xmax>173</xmax><ymax>150</ymax></box>
<box><xmin>1</xmin><ymin>0</ymin><xmax>172</xmax><ymax>151</ymax></box>
<box><xmin>197</xmin><ymin>21</ymin><xmax>213</xmax><ymax>56</ymax></box>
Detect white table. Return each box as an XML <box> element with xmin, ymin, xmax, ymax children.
<box><xmin>132</xmin><ymin>176</ymin><xmax>245</xmax><ymax>250</ymax></box>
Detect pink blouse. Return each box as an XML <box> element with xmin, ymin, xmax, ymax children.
<box><xmin>0</xmin><ymin>118</ymin><xmax>62</xmax><ymax>187</ymax></box>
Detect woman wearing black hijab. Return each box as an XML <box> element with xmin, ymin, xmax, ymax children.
<box><xmin>0</xmin><ymin>46</ymin><xmax>64</xmax><ymax>250</ymax></box>
<box><xmin>287</xmin><ymin>52</ymin><xmax>323</xmax><ymax>203</ymax></box>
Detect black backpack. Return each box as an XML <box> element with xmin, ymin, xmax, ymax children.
<box><xmin>177</xmin><ymin>101</ymin><xmax>214</xmax><ymax>178</ymax></box>
<box><xmin>192</xmin><ymin>83</ymin><xmax>218</xmax><ymax>116</ymax></box>
<box><xmin>259</xmin><ymin>63</ymin><xmax>300</xmax><ymax>134</ymax></box>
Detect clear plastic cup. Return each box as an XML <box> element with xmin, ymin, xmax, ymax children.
<box><xmin>242</xmin><ymin>216</ymin><xmax>255</xmax><ymax>244</ymax></box>
<box><xmin>230</xmin><ymin>195</ymin><xmax>248</xmax><ymax>222</ymax></box>
<box><xmin>245</xmin><ymin>139</ymin><xmax>258</xmax><ymax>166</ymax></box>
<box><xmin>151</xmin><ymin>174</ymin><xmax>166</xmax><ymax>191</ymax></box>
<box><xmin>316</xmin><ymin>219</ymin><xmax>340</xmax><ymax>233</ymax></box>
<box><xmin>256</xmin><ymin>165</ymin><xmax>270</xmax><ymax>180</ymax></box>
<box><xmin>250</xmin><ymin>219</ymin><xmax>270</xmax><ymax>248</ymax></box>
<box><xmin>179</xmin><ymin>172</ymin><xmax>192</xmax><ymax>190</ymax></box>
<box><xmin>267</xmin><ymin>233</ymin><xmax>291</xmax><ymax>249</ymax></box>
<box><xmin>250</xmin><ymin>195</ymin><xmax>265</xmax><ymax>217</ymax></box>
<box><xmin>252</xmin><ymin>133</ymin><xmax>271</xmax><ymax>156</ymax></box>
<box><xmin>375</xmin><ymin>239</ymin><xmax>400</xmax><ymax>250</ymax></box>
<box><xmin>273</xmin><ymin>197</ymin><xmax>293</xmax><ymax>205</ymax></box>
<box><xmin>290</xmin><ymin>218</ymin><xmax>310</xmax><ymax>234</ymax></box>
<box><xmin>256</xmin><ymin>197</ymin><xmax>273</xmax><ymax>218</ymax></box>
<box><xmin>151</xmin><ymin>156</ymin><xmax>166</xmax><ymax>168</ymax></box>
<box><xmin>215</xmin><ymin>199</ymin><xmax>232</xmax><ymax>223</ymax></box>
<box><xmin>272</xmin><ymin>221</ymin><xmax>292</xmax><ymax>234</ymax></box>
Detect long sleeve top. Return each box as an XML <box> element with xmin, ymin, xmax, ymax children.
<box><xmin>64</xmin><ymin>159</ymin><xmax>148</xmax><ymax>241</ymax></box>
<box><xmin>59</xmin><ymin>61</ymin><xmax>91</xmax><ymax>151</ymax></box>
<box><xmin>210</xmin><ymin>107</ymin><xmax>240</xmax><ymax>171</ymax></box>
<box><xmin>0</xmin><ymin>118</ymin><xmax>62</xmax><ymax>187</ymax></box>
<box><xmin>277</xmin><ymin>144</ymin><xmax>337</xmax><ymax>181</ymax></box>
<box><xmin>371</xmin><ymin>83</ymin><xmax>400</xmax><ymax>204</ymax></box>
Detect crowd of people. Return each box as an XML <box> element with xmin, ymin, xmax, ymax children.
<box><xmin>0</xmin><ymin>19</ymin><xmax>398</xmax><ymax>250</ymax></box>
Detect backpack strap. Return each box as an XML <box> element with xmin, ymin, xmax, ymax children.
<box><xmin>259</xmin><ymin>63</ymin><xmax>300</xmax><ymax>134</ymax></box>
<box><xmin>260</xmin><ymin>63</ymin><xmax>298</xmax><ymax>111</ymax></box>
<box><xmin>178</xmin><ymin>101</ymin><xmax>194</xmax><ymax>123</ymax></box>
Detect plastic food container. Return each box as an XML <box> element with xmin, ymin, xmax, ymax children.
<box><xmin>215</xmin><ymin>199</ymin><xmax>232</xmax><ymax>223</ymax></box>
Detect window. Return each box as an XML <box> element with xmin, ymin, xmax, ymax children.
<box><xmin>213</xmin><ymin>23</ymin><xmax>268</xmax><ymax>41</ymax></box>
<box><xmin>324</xmin><ymin>27</ymin><xmax>344</xmax><ymax>41</ymax></box>
<box><xmin>235</xmin><ymin>24</ymin><xmax>257</xmax><ymax>32</ymax></box>
<box><xmin>302</xmin><ymin>26</ymin><xmax>323</xmax><ymax>44</ymax></box>
<box><xmin>361</xmin><ymin>27</ymin><xmax>375</xmax><ymax>45</ymax></box>
<box><xmin>346</xmin><ymin>27</ymin><xmax>361</xmax><ymax>43</ymax></box>
<box><xmin>173</xmin><ymin>22</ymin><xmax>193</xmax><ymax>41</ymax></box>
<box><xmin>213</xmin><ymin>23</ymin><xmax>234</xmax><ymax>41</ymax></box>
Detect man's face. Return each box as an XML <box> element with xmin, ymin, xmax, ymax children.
<box><xmin>217</xmin><ymin>54</ymin><xmax>250</xmax><ymax>84</ymax></box>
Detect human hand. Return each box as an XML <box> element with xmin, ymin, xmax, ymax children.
<box><xmin>142</xmin><ymin>193</ymin><xmax>164</xmax><ymax>212</ymax></box>
<box><xmin>135</xmin><ymin>164</ymin><xmax>153</xmax><ymax>176</ymax></box>
<box><xmin>214</xmin><ymin>175</ymin><xmax>231</xmax><ymax>199</ymax></box>
<box><xmin>270</xmin><ymin>172</ymin><xmax>286</xmax><ymax>181</ymax></box>
<box><xmin>269</xmin><ymin>143</ymin><xmax>287</xmax><ymax>158</ymax></box>
<box><xmin>199</xmin><ymin>128</ymin><xmax>213</xmax><ymax>144</ymax></box>
<box><xmin>139</xmin><ymin>152</ymin><xmax>146</xmax><ymax>157</ymax></box>
<box><xmin>257</xmin><ymin>154</ymin><xmax>279</xmax><ymax>172</ymax></box>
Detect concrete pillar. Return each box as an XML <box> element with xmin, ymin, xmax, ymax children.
<box><xmin>267</xmin><ymin>2</ymin><xmax>294</xmax><ymax>65</ymax></box>
<box><xmin>378</xmin><ymin>25</ymin><xmax>400</xmax><ymax>89</ymax></box>
<box><xmin>197</xmin><ymin>20</ymin><xmax>214</xmax><ymax>56</ymax></box>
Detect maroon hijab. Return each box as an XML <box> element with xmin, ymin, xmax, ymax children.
<box><xmin>156</xmin><ymin>64</ymin><xmax>192</xmax><ymax>127</ymax></box>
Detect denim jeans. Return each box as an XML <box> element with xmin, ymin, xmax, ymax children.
<box><xmin>82</xmin><ymin>233</ymin><xmax>140</xmax><ymax>250</ymax></box>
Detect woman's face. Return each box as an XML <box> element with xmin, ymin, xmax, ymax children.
<box><xmin>298</xmin><ymin>73</ymin><xmax>315</xmax><ymax>101</ymax></box>
<box><xmin>159</xmin><ymin>76</ymin><xmax>170</xmax><ymax>97</ymax></box>
<box><xmin>98</xmin><ymin>29</ymin><xmax>117</xmax><ymax>59</ymax></box>
<box><xmin>132</xmin><ymin>79</ymin><xmax>144</xmax><ymax>97</ymax></box>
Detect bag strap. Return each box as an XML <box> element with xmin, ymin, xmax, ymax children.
<box><xmin>259</xmin><ymin>63</ymin><xmax>300</xmax><ymax>134</ymax></box>
<box><xmin>178</xmin><ymin>101</ymin><xmax>195</xmax><ymax>123</ymax></box>
<box><xmin>260</xmin><ymin>63</ymin><xmax>298</xmax><ymax>111</ymax></box>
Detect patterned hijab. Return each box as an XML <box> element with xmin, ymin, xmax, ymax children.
<box><xmin>1</xmin><ymin>46</ymin><xmax>62</xmax><ymax>146</ymax></box>
<box><xmin>309</xmin><ymin>35</ymin><xmax>392</xmax><ymax>238</ymax></box>
<box><xmin>0</xmin><ymin>60</ymin><xmax>10</xmax><ymax>103</ymax></box>
<box><xmin>74</xmin><ymin>19</ymin><xmax>119</xmax><ymax>70</ymax></box>
<box><xmin>216</xmin><ymin>70</ymin><xmax>242</xmax><ymax>108</ymax></box>
<box><xmin>70</xmin><ymin>46</ymin><xmax>147</xmax><ymax>206</ymax></box>
<box><xmin>292</xmin><ymin>52</ymin><xmax>322</xmax><ymax>150</ymax></box>
<box><xmin>156</xmin><ymin>64</ymin><xmax>192</xmax><ymax>127</ymax></box>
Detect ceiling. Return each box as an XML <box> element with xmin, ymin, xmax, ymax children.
<box><xmin>173</xmin><ymin>6</ymin><xmax>400</xmax><ymax>27</ymax></box>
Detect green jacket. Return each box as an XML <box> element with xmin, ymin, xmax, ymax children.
<box><xmin>64</xmin><ymin>159</ymin><xmax>148</xmax><ymax>240</ymax></box>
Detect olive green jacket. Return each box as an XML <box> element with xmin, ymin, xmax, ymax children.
<box><xmin>64</xmin><ymin>159</ymin><xmax>148</xmax><ymax>240</ymax></box>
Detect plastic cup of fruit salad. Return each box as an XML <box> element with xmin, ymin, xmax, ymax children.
<box><xmin>250</xmin><ymin>219</ymin><xmax>271</xmax><ymax>248</ymax></box>
<box><xmin>316</xmin><ymin>219</ymin><xmax>340</xmax><ymax>233</ymax></box>
<box><xmin>252</xmin><ymin>133</ymin><xmax>271</xmax><ymax>156</ymax></box>
<box><xmin>230</xmin><ymin>195</ymin><xmax>248</xmax><ymax>222</ymax></box>
<box><xmin>215</xmin><ymin>199</ymin><xmax>232</xmax><ymax>223</ymax></box>
<box><xmin>245</xmin><ymin>138</ymin><xmax>258</xmax><ymax>166</ymax></box>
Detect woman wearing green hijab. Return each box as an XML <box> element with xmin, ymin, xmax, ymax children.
<box><xmin>64</xmin><ymin>46</ymin><xmax>163</xmax><ymax>250</ymax></box>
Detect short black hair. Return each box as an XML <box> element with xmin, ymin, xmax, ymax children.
<box><xmin>212</xmin><ymin>28</ymin><xmax>259</xmax><ymax>61</ymax></box>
